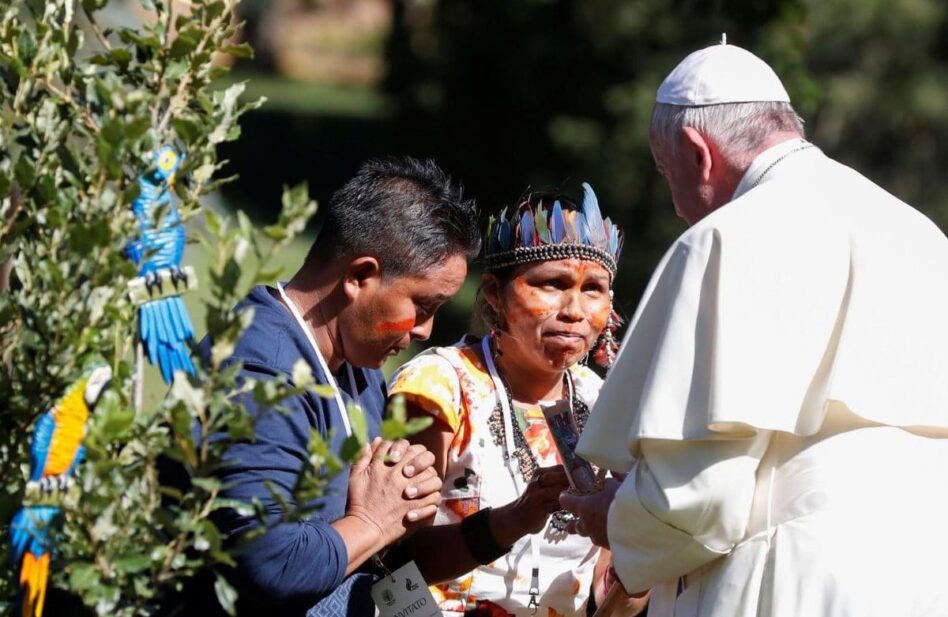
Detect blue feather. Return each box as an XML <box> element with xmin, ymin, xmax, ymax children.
<box><xmin>579</xmin><ymin>217</ymin><xmax>591</xmax><ymax>244</ymax></box>
<box><xmin>139</xmin><ymin>296</ymin><xmax>195</xmax><ymax>384</ymax></box>
<box><xmin>520</xmin><ymin>210</ymin><xmax>535</xmax><ymax>247</ymax></box>
<box><xmin>67</xmin><ymin>445</ymin><xmax>86</xmax><ymax>475</ymax></box>
<box><xmin>551</xmin><ymin>201</ymin><xmax>565</xmax><ymax>243</ymax></box>
<box><xmin>499</xmin><ymin>220</ymin><xmax>512</xmax><ymax>251</ymax></box>
<box><xmin>11</xmin><ymin>506</ymin><xmax>59</xmax><ymax>561</ymax></box>
<box><xmin>30</xmin><ymin>412</ymin><xmax>55</xmax><ymax>481</ymax></box>
<box><xmin>581</xmin><ymin>182</ymin><xmax>606</xmax><ymax>246</ymax></box>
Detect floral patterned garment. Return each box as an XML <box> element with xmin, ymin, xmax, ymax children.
<box><xmin>389</xmin><ymin>337</ymin><xmax>602</xmax><ymax>617</ymax></box>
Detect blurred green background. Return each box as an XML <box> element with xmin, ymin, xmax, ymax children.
<box><xmin>121</xmin><ymin>0</ymin><xmax>948</xmax><ymax>395</ymax></box>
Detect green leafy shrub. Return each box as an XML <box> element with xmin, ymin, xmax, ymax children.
<box><xmin>0</xmin><ymin>1</ymin><xmax>406</xmax><ymax>614</ymax></box>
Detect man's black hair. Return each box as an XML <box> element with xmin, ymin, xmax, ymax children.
<box><xmin>306</xmin><ymin>156</ymin><xmax>480</xmax><ymax>277</ymax></box>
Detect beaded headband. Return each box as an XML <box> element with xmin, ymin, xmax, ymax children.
<box><xmin>482</xmin><ymin>183</ymin><xmax>623</xmax><ymax>280</ymax></box>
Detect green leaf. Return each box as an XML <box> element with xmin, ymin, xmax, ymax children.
<box><xmin>405</xmin><ymin>417</ymin><xmax>434</xmax><ymax>434</ymax></box>
<box><xmin>69</xmin><ymin>562</ymin><xmax>100</xmax><ymax>591</ymax></box>
<box><xmin>339</xmin><ymin>435</ymin><xmax>364</xmax><ymax>463</ymax></box>
<box><xmin>221</xmin><ymin>43</ymin><xmax>254</xmax><ymax>59</ymax></box>
<box><xmin>204</xmin><ymin>208</ymin><xmax>223</xmax><ymax>236</ymax></box>
<box><xmin>114</xmin><ymin>553</ymin><xmax>151</xmax><ymax>574</ymax></box>
<box><xmin>380</xmin><ymin>419</ymin><xmax>405</xmax><ymax>441</ymax></box>
<box><xmin>82</xmin><ymin>0</ymin><xmax>108</xmax><ymax>11</ymax></box>
<box><xmin>192</xmin><ymin>476</ymin><xmax>222</xmax><ymax>493</ymax></box>
<box><xmin>310</xmin><ymin>383</ymin><xmax>338</xmax><ymax>399</ymax></box>
<box><xmin>96</xmin><ymin>390</ymin><xmax>134</xmax><ymax>441</ymax></box>
<box><xmin>347</xmin><ymin>403</ymin><xmax>368</xmax><ymax>446</ymax></box>
<box><xmin>169</xmin><ymin>31</ymin><xmax>200</xmax><ymax>60</ymax></box>
<box><xmin>211</xmin><ymin>498</ymin><xmax>255</xmax><ymax>517</ymax></box>
<box><xmin>204</xmin><ymin>1</ymin><xmax>226</xmax><ymax>23</ymax></box>
<box><xmin>169</xmin><ymin>405</ymin><xmax>193</xmax><ymax>440</ymax></box>
<box><xmin>262</xmin><ymin>224</ymin><xmax>287</xmax><ymax>241</ymax></box>
<box><xmin>109</xmin><ymin>47</ymin><xmax>132</xmax><ymax>69</ymax></box>
<box><xmin>16</xmin><ymin>31</ymin><xmax>36</xmax><ymax>64</ymax></box>
<box><xmin>164</xmin><ymin>59</ymin><xmax>188</xmax><ymax>81</ymax></box>
<box><xmin>214</xmin><ymin>574</ymin><xmax>238</xmax><ymax>616</ymax></box>
<box><xmin>210</xmin><ymin>339</ymin><xmax>234</xmax><ymax>369</ymax></box>
<box><xmin>117</xmin><ymin>28</ymin><xmax>160</xmax><ymax>50</ymax></box>
<box><xmin>308</xmin><ymin>429</ymin><xmax>343</xmax><ymax>477</ymax></box>
<box><xmin>291</xmin><ymin>358</ymin><xmax>314</xmax><ymax>388</ymax></box>
<box><xmin>171</xmin><ymin>373</ymin><xmax>205</xmax><ymax>410</ymax></box>
<box><xmin>14</xmin><ymin>156</ymin><xmax>35</xmax><ymax>187</ymax></box>
<box><xmin>172</xmin><ymin>116</ymin><xmax>203</xmax><ymax>145</ymax></box>
<box><xmin>226</xmin><ymin>408</ymin><xmax>254</xmax><ymax>441</ymax></box>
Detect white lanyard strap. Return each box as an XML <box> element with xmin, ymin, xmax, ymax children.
<box><xmin>481</xmin><ymin>335</ymin><xmax>541</xmax><ymax>612</ymax></box>
<box><xmin>277</xmin><ymin>283</ymin><xmax>353</xmax><ymax>437</ymax></box>
<box><xmin>481</xmin><ymin>335</ymin><xmax>520</xmax><ymax>481</ymax></box>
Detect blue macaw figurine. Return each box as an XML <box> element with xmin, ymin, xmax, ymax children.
<box><xmin>10</xmin><ymin>365</ymin><xmax>112</xmax><ymax>617</ymax></box>
<box><xmin>126</xmin><ymin>146</ymin><xmax>196</xmax><ymax>383</ymax></box>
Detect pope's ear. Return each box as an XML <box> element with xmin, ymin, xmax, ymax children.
<box><xmin>681</xmin><ymin>126</ymin><xmax>714</xmax><ymax>183</ymax></box>
<box><xmin>342</xmin><ymin>256</ymin><xmax>382</xmax><ymax>301</ymax></box>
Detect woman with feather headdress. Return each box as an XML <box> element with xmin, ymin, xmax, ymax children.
<box><xmin>387</xmin><ymin>185</ymin><xmax>645</xmax><ymax>616</ymax></box>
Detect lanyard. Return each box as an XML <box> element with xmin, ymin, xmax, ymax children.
<box><xmin>481</xmin><ymin>335</ymin><xmax>542</xmax><ymax>613</ymax></box>
<box><xmin>277</xmin><ymin>282</ymin><xmax>354</xmax><ymax>437</ymax></box>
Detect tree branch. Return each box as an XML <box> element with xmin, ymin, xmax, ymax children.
<box><xmin>82</xmin><ymin>7</ymin><xmax>113</xmax><ymax>53</ymax></box>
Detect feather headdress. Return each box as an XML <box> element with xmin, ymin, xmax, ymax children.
<box><xmin>483</xmin><ymin>183</ymin><xmax>623</xmax><ymax>280</ymax></box>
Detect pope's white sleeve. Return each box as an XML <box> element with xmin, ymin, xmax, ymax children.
<box><xmin>607</xmin><ymin>432</ymin><xmax>771</xmax><ymax>593</ymax></box>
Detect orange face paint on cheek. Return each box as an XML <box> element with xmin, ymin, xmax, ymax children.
<box><xmin>509</xmin><ymin>277</ymin><xmax>556</xmax><ymax>319</ymax></box>
<box><xmin>375</xmin><ymin>318</ymin><xmax>415</xmax><ymax>334</ymax></box>
<box><xmin>589</xmin><ymin>305</ymin><xmax>610</xmax><ymax>332</ymax></box>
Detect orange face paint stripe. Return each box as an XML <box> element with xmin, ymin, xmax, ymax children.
<box><xmin>375</xmin><ymin>318</ymin><xmax>415</xmax><ymax>334</ymax></box>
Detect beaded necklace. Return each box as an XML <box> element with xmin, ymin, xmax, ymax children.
<box><xmin>484</xmin><ymin>343</ymin><xmax>589</xmax><ymax>532</ymax></box>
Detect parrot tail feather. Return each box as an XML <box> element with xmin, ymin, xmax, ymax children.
<box><xmin>138</xmin><ymin>296</ymin><xmax>196</xmax><ymax>384</ymax></box>
<box><xmin>19</xmin><ymin>552</ymin><xmax>49</xmax><ymax>617</ymax></box>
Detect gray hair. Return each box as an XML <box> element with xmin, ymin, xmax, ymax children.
<box><xmin>650</xmin><ymin>101</ymin><xmax>805</xmax><ymax>166</ymax></box>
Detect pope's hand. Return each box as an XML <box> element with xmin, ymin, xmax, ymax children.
<box><xmin>558</xmin><ymin>477</ymin><xmax>620</xmax><ymax>549</ymax></box>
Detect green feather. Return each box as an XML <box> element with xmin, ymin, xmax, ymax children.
<box><xmin>534</xmin><ymin>206</ymin><xmax>550</xmax><ymax>243</ymax></box>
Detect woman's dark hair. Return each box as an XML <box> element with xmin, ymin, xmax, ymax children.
<box><xmin>474</xmin><ymin>190</ymin><xmax>580</xmax><ymax>332</ymax></box>
<box><xmin>305</xmin><ymin>156</ymin><xmax>480</xmax><ymax>277</ymax></box>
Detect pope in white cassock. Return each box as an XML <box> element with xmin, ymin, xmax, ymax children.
<box><xmin>560</xmin><ymin>41</ymin><xmax>948</xmax><ymax>617</ymax></box>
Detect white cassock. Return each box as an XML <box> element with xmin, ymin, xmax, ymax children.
<box><xmin>578</xmin><ymin>138</ymin><xmax>948</xmax><ymax>617</ymax></box>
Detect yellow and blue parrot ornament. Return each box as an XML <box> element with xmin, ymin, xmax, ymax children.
<box><xmin>9</xmin><ymin>364</ymin><xmax>112</xmax><ymax>617</ymax></box>
<box><xmin>125</xmin><ymin>146</ymin><xmax>197</xmax><ymax>383</ymax></box>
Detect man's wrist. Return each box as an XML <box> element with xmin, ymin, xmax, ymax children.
<box><xmin>344</xmin><ymin>508</ymin><xmax>388</xmax><ymax>546</ymax></box>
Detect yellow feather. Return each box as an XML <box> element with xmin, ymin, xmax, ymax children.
<box><xmin>45</xmin><ymin>381</ymin><xmax>89</xmax><ymax>477</ymax></box>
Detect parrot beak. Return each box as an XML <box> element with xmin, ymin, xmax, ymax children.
<box><xmin>84</xmin><ymin>366</ymin><xmax>114</xmax><ymax>408</ymax></box>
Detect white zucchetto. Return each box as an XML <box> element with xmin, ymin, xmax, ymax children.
<box><xmin>656</xmin><ymin>41</ymin><xmax>791</xmax><ymax>106</ymax></box>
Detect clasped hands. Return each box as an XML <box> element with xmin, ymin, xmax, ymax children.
<box><xmin>345</xmin><ymin>437</ymin><xmax>443</xmax><ymax>546</ymax></box>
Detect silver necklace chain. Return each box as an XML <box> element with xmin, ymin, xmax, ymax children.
<box><xmin>750</xmin><ymin>143</ymin><xmax>815</xmax><ymax>189</ymax></box>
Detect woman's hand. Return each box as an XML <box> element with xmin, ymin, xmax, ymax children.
<box><xmin>489</xmin><ymin>466</ymin><xmax>570</xmax><ymax>546</ymax></box>
<box><xmin>345</xmin><ymin>437</ymin><xmax>443</xmax><ymax>547</ymax></box>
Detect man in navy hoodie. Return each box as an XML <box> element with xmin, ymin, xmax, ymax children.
<box><xmin>200</xmin><ymin>157</ymin><xmax>480</xmax><ymax>615</ymax></box>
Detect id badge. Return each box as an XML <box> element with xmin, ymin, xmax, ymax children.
<box><xmin>371</xmin><ymin>561</ymin><xmax>442</xmax><ymax>617</ymax></box>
